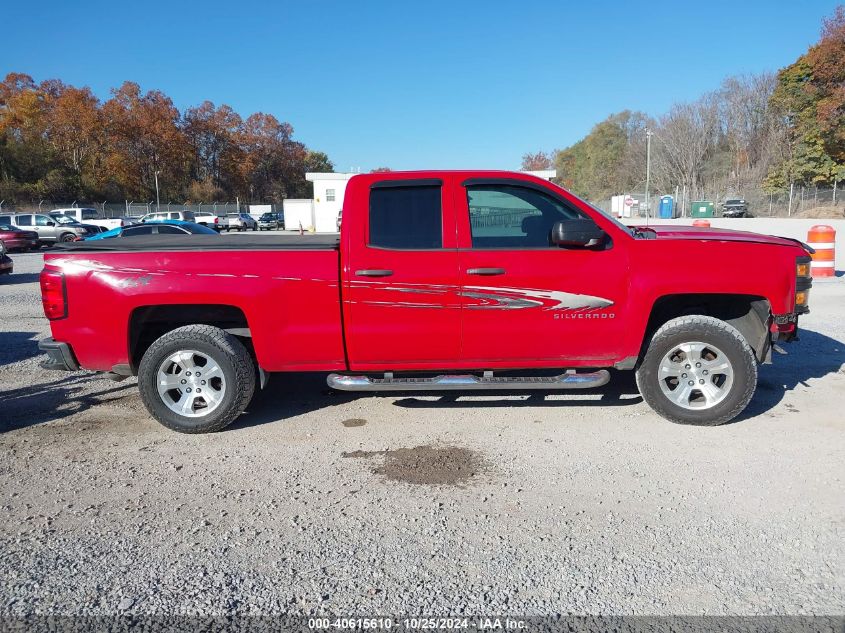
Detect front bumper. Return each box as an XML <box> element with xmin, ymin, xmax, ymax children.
<box><xmin>38</xmin><ymin>337</ymin><xmax>80</xmax><ymax>371</ymax></box>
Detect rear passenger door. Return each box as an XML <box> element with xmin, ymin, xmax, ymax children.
<box><xmin>343</xmin><ymin>177</ymin><xmax>461</xmax><ymax>369</ymax></box>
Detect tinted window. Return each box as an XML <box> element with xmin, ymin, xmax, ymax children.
<box><xmin>82</xmin><ymin>209</ymin><xmax>98</xmax><ymax>220</ymax></box>
<box><xmin>123</xmin><ymin>225</ymin><xmax>155</xmax><ymax>236</ymax></box>
<box><xmin>156</xmin><ymin>225</ymin><xmax>187</xmax><ymax>234</ymax></box>
<box><xmin>369</xmin><ymin>186</ymin><xmax>442</xmax><ymax>249</ymax></box>
<box><xmin>0</xmin><ymin>216</ymin><xmax>11</xmax><ymax>225</ymax></box>
<box><xmin>466</xmin><ymin>184</ymin><xmax>583</xmax><ymax>249</ymax></box>
<box><xmin>16</xmin><ymin>215</ymin><xmax>33</xmax><ymax>226</ymax></box>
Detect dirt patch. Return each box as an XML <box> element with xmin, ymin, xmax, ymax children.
<box><xmin>793</xmin><ymin>206</ymin><xmax>844</xmax><ymax>219</ymax></box>
<box><xmin>341</xmin><ymin>418</ymin><xmax>367</xmax><ymax>428</ymax></box>
<box><xmin>344</xmin><ymin>444</ymin><xmax>487</xmax><ymax>486</ymax></box>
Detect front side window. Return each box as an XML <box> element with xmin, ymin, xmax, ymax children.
<box><xmin>124</xmin><ymin>225</ymin><xmax>155</xmax><ymax>236</ymax></box>
<box><xmin>326</xmin><ymin>189</ymin><xmax>336</xmax><ymax>202</ymax></box>
<box><xmin>369</xmin><ymin>185</ymin><xmax>442</xmax><ymax>249</ymax></box>
<box><xmin>466</xmin><ymin>184</ymin><xmax>583</xmax><ymax>249</ymax></box>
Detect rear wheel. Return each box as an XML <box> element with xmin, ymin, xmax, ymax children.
<box><xmin>138</xmin><ymin>325</ymin><xmax>256</xmax><ymax>433</ymax></box>
<box><xmin>635</xmin><ymin>315</ymin><xmax>757</xmax><ymax>426</ymax></box>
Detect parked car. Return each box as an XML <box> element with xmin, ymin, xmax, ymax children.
<box><xmin>223</xmin><ymin>213</ymin><xmax>259</xmax><ymax>231</ymax></box>
<box><xmin>0</xmin><ymin>239</ymin><xmax>12</xmax><ymax>276</ymax></box>
<box><xmin>0</xmin><ymin>213</ymin><xmax>91</xmax><ymax>245</ymax></box>
<box><xmin>39</xmin><ymin>170</ymin><xmax>813</xmax><ymax>434</ymax></box>
<box><xmin>85</xmin><ymin>220</ymin><xmax>219</xmax><ymax>240</ymax></box>
<box><xmin>52</xmin><ymin>207</ymin><xmax>123</xmax><ymax>231</ymax></box>
<box><xmin>0</xmin><ymin>224</ymin><xmax>39</xmax><ymax>251</ymax></box>
<box><xmin>722</xmin><ymin>198</ymin><xmax>751</xmax><ymax>218</ymax></box>
<box><xmin>48</xmin><ymin>212</ymin><xmax>105</xmax><ymax>234</ymax></box>
<box><xmin>140</xmin><ymin>210</ymin><xmax>196</xmax><ymax>223</ymax></box>
<box><xmin>258</xmin><ymin>212</ymin><xmax>284</xmax><ymax>230</ymax></box>
<box><xmin>193</xmin><ymin>211</ymin><xmax>221</xmax><ymax>230</ymax></box>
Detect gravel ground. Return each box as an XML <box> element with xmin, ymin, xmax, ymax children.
<box><xmin>1</xmin><ymin>250</ymin><xmax>844</xmax><ymax>618</ymax></box>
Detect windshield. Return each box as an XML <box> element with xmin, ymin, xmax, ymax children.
<box><xmin>725</xmin><ymin>199</ymin><xmax>744</xmax><ymax>204</ymax></box>
<box><xmin>51</xmin><ymin>214</ymin><xmax>76</xmax><ymax>224</ymax></box>
<box><xmin>260</xmin><ymin>213</ymin><xmax>274</xmax><ymax>220</ymax></box>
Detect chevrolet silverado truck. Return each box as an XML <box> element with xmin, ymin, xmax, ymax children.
<box><xmin>38</xmin><ymin>171</ymin><xmax>813</xmax><ymax>433</ymax></box>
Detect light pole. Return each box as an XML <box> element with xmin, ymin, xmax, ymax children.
<box><xmin>154</xmin><ymin>170</ymin><xmax>161</xmax><ymax>212</ymax></box>
<box><xmin>645</xmin><ymin>128</ymin><xmax>653</xmax><ymax>221</ymax></box>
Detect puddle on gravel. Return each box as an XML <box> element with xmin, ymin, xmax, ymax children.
<box><xmin>341</xmin><ymin>418</ymin><xmax>367</xmax><ymax>427</ymax></box>
<box><xmin>342</xmin><ymin>445</ymin><xmax>486</xmax><ymax>486</ymax></box>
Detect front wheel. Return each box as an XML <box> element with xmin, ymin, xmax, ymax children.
<box><xmin>138</xmin><ymin>325</ymin><xmax>256</xmax><ymax>433</ymax></box>
<box><xmin>59</xmin><ymin>233</ymin><xmax>77</xmax><ymax>243</ymax></box>
<box><xmin>635</xmin><ymin>315</ymin><xmax>757</xmax><ymax>426</ymax></box>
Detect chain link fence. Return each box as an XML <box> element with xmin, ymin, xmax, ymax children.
<box><xmin>594</xmin><ymin>184</ymin><xmax>844</xmax><ymax>219</ymax></box>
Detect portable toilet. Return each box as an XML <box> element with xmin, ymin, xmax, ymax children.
<box><xmin>690</xmin><ymin>201</ymin><xmax>715</xmax><ymax>218</ymax></box>
<box><xmin>658</xmin><ymin>195</ymin><xmax>674</xmax><ymax>219</ymax></box>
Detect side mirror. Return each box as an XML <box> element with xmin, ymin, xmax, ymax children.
<box><xmin>46</xmin><ymin>221</ymin><xmax>56</xmax><ymax>227</ymax></box>
<box><xmin>551</xmin><ymin>219</ymin><xmax>605</xmax><ymax>248</ymax></box>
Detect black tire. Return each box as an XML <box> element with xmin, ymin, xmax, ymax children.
<box><xmin>59</xmin><ymin>233</ymin><xmax>77</xmax><ymax>243</ymax></box>
<box><xmin>635</xmin><ymin>315</ymin><xmax>757</xmax><ymax>426</ymax></box>
<box><xmin>138</xmin><ymin>325</ymin><xmax>256</xmax><ymax>433</ymax></box>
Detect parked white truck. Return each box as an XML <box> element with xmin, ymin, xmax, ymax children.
<box><xmin>52</xmin><ymin>208</ymin><xmax>124</xmax><ymax>231</ymax></box>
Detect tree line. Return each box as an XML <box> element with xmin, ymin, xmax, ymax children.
<box><xmin>0</xmin><ymin>74</ymin><xmax>333</xmax><ymax>205</ymax></box>
<box><xmin>523</xmin><ymin>7</ymin><xmax>845</xmax><ymax>208</ymax></box>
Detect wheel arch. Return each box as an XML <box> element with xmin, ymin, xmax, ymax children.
<box><xmin>640</xmin><ymin>293</ymin><xmax>771</xmax><ymax>364</ymax></box>
<box><xmin>128</xmin><ymin>304</ymin><xmax>251</xmax><ymax>372</ymax></box>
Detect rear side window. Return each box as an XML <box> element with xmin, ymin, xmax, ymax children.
<box><xmin>369</xmin><ymin>185</ymin><xmax>442</xmax><ymax>249</ymax></box>
<box><xmin>82</xmin><ymin>209</ymin><xmax>98</xmax><ymax>220</ymax></box>
<box><xmin>0</xmin><ymin>215</ymin><xmax>11</xmax><ymax>224</ymax></box>
<box><xmin>16</xmin><ymin>215</ymin><xmax>33</xmax><ymax>226</ymax></box>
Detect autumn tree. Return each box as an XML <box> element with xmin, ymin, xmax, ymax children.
<box><xmin>766</xmin><ymin>5</ymin><xmax>845</xmax><ymax>189</ymax></box>
<box><xmin>100</xmin><ymin>82</ymin><xmax>191</xmax><ymax>201</ymax></box>
<box><xmin>520</xmin><ymin>152</ymin><xmax>553</xmax><ymax>171</ymax></box>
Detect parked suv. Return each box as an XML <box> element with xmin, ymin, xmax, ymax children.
<box><xmin>140</xmin><ymin>210</ymin><xmax>196</xmax><ymax>223</ymax></box>
<box><xmin>223</xmin><ymin>213</ymin><xmax>258</xmax><ymax>231</ymax></box>
<box><xmin>258</xmin><ymin>212</ymin><xmax>284</xmax><ymax>230</ymax></box>
<box><xmin>722</xmin><ymin>198</ymin><xmax>751</xmax><ymax>218</ymax></box>
<box><xmin>0</xmin><ymin>213</ymin><xmax>91</xmax><ymax>245</ymax></box>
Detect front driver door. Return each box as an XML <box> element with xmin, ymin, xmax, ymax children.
<box><xmin>456</xmin><ymin>179</ymin><xmax>630</xmax><ymax>367</ymax></box>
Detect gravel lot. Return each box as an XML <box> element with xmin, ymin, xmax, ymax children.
<box><xmin>1</xmin><ymin>246</ymin><xmax>844</xmax><ymax>618</ymax></box>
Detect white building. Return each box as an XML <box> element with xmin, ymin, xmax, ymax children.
<box><xmin>282</xmin><ymin>170</ymin><xmax>557</xmax><ymax>233</ymax></box>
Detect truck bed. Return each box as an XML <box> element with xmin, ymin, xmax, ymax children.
<box><xmin>57</xmin><ymin>233</ymin><xmax>340</xmax><ymax>252</ymax></box>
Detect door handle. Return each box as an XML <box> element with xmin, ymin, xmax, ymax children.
<box><xmin>355</xmin><ymin>269</ymin><xmax>394</xmax><ymax>277</ymax></box>
<box><xmin>466</xmin><ymin>267</ymin><xmax>506</xmax><ymax>276</ymax></box>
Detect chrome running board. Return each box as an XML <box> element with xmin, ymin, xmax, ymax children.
<box><xmin>327</xmin><ymin>370</ymin><xmax>610</xmax><ymax>392</ymax></box>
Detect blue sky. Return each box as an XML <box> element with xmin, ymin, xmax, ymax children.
<box><xmin>2</xmin><ymin>0</ymin><xmax>838</xmax><ymax>171</ymax></box>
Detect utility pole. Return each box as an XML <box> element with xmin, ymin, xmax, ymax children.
<box><xmin>154</xmin><ymin>170</ymin><xmax>161</xmax><ymax>212</ymax></box>
<box><xmin>645</xmin><ymin>128</ymin><xmax>653</xmax><ymax>222</ymax></box>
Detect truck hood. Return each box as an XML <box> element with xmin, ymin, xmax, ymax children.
<box><xmin>636</xmin><ymin>225</ymin><xmax>810</xmax><ymax>250</ymax></box>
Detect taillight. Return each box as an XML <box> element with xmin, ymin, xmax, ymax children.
<box><xmin>40</xmin><ymin>269</ymin><xmax>67</xmax><ymax>320</ymax></box>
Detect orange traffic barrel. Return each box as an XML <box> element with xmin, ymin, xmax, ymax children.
<box><xmin>807</xmin><ymin>225</ymin><xmax>836</xmax><ymax>277</ymax></box>
<box><xmin>692</xmin><ymin>219</ymin><xmax>711</xmax><ymax>228</ymax></box>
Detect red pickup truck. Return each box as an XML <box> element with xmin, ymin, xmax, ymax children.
<box><xmin>38</xmin><ymin>171</ymin><xmax>813</xmax><ymax>433</ymax></box>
